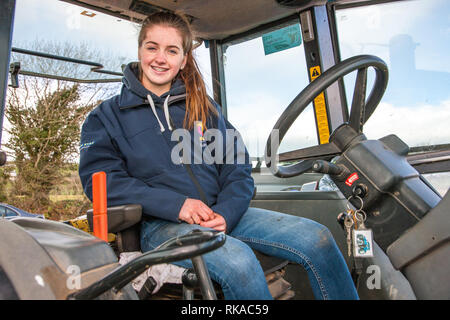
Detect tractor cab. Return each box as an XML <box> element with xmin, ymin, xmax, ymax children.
<box><xmin>0</xmin><ymin>0</ymin><xmax>449</xmax><ymax>300</ymax></box>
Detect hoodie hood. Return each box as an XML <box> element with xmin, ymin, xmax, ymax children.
<box><xmin>119</xmin><ymin>62</ymin><xmax>186</xmax><ymax>109</ymax></box>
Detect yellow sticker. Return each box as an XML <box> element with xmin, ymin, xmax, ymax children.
<box><xmin>310</xmin><ymin>66</ymin><xmax>321</xmax><ymax>80</ymax></box>
<box><xmin>309</xmin><ymin>66</ymin><xmax>330</xmax><ymax>144</ymax></box>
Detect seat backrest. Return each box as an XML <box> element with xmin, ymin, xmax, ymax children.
<box><xmin>116</xmin><ymin>223</ymin><xmax>141</xmax><ymax>252</ymax></box>
<box><xmin>87</xmin><ymin>204</ymin><xmax>142</xmax><ymax>252</ymax></box>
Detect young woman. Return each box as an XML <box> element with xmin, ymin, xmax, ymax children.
<box><xmin>79</xmin><ymin>11</ymin><xmax>358</xmax><ymax>300</ymax></box>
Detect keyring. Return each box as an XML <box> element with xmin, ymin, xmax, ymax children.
<box><xmin>354</xmin><ymin>209</ymin><xmax>367</xmax><ymax>223</ymax></box>
<box><xmin>346</xmin><ymin>195</ymin><xmax>364</xmax><ymax>212</ymax></box>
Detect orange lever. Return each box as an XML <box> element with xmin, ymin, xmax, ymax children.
<box><xmin>92</xmin><ymin>171</ymin><xmax>108</xmax><ymax>242</ymax></box>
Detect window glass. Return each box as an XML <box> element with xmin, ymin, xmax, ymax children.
<box><xmin>336</xmin><ymin>0</ymin><xmax>450</xmax><ymax>148</ymax></box>
<box><xmin>336</xmin><ymin>0</ymin><xmax>450</xmax><ymax>195</ymax></box>
<box><xmin>194</xmin><ymin>44</ymin><xmax>213</xmax><ymax>97</ymax></box>
<box><xmin>12</xmin><ymin>0</ymin><xmax>139</xmax><ymax>80</ymax></box>
<box><xmin>224</xmin><ymin>26</ymin><xmax>316</xmax><ymax>160</ymax></box>
<box><xmin>5</xmin><ymin>208</ymin><xmax>18</xmax><ymax>217</ymax></box>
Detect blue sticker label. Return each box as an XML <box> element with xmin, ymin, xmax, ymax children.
<box><xmin>80</xmin><ymin>141</ymin><xmax>94</xmax><ymax>151</ymax></box>
<box><xmin>262</xmin><ymin>24</ymin><xmax>302</xmax><ymax>55</ymax></box>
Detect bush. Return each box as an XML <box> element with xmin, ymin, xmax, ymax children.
<box><xmin>8</xmin><ymin>194</ymin><xmax>91</xmax><ymax>221</ymax></box>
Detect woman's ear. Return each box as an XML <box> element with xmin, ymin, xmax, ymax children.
<box><xmin>181</xmin><ymin>55</ymin><xmax>188</xmax><ymax>70</ymax></box>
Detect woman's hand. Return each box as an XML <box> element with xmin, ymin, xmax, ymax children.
<box><xmin>179</xmin><ymin>198</ymin><xmax>215</xmax><ymax>224</ymax></box>
<box><xmin>178</xmin><ymin>199</ymin><xmax>227</xmax><ymax>232</ymax></box>
<box><xmin>200</xmin><ymin>213</ymin><xmax>227</xmax><ymax>232</ymax></box>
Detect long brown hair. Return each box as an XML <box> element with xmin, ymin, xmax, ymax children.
<box><xmin>138</xmin><ymin>11</ymin><xmax>217</xmax><ymax>130</ymax></box>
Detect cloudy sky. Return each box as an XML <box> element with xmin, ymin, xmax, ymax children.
<box><xmin>9</xmin><ymin>0</ymin><xmax>450</xmax><ymax>158</ymax></box>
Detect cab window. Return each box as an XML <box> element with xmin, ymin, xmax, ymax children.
<box><xmin>336</xmin><ymin>0</ymin><xmax>450</xmax><ymax>148</ymax></box>
<box><xmin>12</xmin><ymin>0</ymin><xmax>138</xmax><ymax>80</ymax></box>
<box><xmin>336</xmin><ymin>0</ymin><xmax>450</xmax><ymax>195</ymax></box>
<box><xmin>223</xmin><ymin>24</ymin><xmax>317</xmax><ymax>160</ymax></box>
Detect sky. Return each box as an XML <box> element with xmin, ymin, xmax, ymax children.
<box><xmin>9</xmin><ymin>0</ymin><xmax>450</xmax><ymax>157</ymax></box>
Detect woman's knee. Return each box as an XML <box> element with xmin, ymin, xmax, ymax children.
<box><xmin>207</xmin><ymin>238</ymin><xmax>270</xmax><ymax>299</ymax></box>
<box><xmin>276</xmin><ymin>215</ymin><xmax>336</xmax><ymax>251</ymax></box>
<box><xmin>209</xmin><ymin>237</ymin><xmax>264</xmax><ymax>284</ymax></box>
<box><xmin>311</xmin><ymin>223</ymin><xmax>336</xmax><ymax>249</ymax></box>
<box><xmin>217</xmin><ymin>237</ymin><xmax>260</xmax><ymax>272</ymax></box>
<box><xmin>295</xmin><ymin>221</ymin><xmax>341</xmax><ymax>263</ymax></box>
<box><xmin>269</xmin><ymin>216</ymin><xmax>337</xmax><ymax>258</ymax></box>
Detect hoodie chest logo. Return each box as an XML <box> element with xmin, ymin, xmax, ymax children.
<box><xmin>195</xmin><ymin>121</ymin><xmax>207</xmax><ymax>148</ymax></box>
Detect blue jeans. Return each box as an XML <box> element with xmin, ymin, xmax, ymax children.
<box><xmin>140</xmin><ymin>207</ymin><xmax>359</xmax><ymax>300</ymax></box>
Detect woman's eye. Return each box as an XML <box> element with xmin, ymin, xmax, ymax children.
<box><xmin>169</xmin><ymin>50</ymin><xmax>178</xmax><ymax>55</ymax></box>
<box><xmin>147</xmin><ymin>47</ymin><xmax>156</xmax><ymax>51</ymax></box>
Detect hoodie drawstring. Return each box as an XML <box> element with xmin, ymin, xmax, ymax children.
<box><xmin>163</xmin><ymin>95</ymin><xmax>172</xmax><ymax>131</ymax></box>
<box><xmin>147</xmin><ymin>94</ymin><xmax>172</xmax><ymax>132</ymax></box>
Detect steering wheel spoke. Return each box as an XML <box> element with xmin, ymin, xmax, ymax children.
<box><xmin>349</xmin><ymin>67</ymin><xmax>368</xmax><ymax>133</ymax></box>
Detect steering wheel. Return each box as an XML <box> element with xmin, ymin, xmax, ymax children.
<box><xmin>265</xmin><ymin>55</ymin><xmax>389</xmax><ymax>178</ymax></box>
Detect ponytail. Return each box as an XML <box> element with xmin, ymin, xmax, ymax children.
<box><xmin>180</xmin><ymin>51</ymin><xmax>217</xmax><ymax>130</ymax></box>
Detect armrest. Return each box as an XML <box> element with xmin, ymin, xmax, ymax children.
<box><xmin>86</xmin><ymin>204</ymin><xmax>142</xmax><ymax>233</ymax></box>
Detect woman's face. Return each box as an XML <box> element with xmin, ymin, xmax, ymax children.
<box><xmin>138</xmin><ymin>25</ymin><xmax>187</xmax><ymax>96</ymax></box>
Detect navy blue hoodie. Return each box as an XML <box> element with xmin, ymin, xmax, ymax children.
<box><xmin>79</xmin><ymin>62</ymin><xmax>254</xmax><ymax>232</ymax></box>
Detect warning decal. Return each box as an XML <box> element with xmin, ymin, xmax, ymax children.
<box><xmin>310</xmin><ymin>66</ymin><xmax>322</xmax><ymax>81</ymax></box>
<box><xmin>309</xmin><ymin>66</ymin><xmax>330</xmax><ymax>144</ymax></box>
<box><xmin>311</xmin><ymin>68</ymin><xmax>320</xmax><ymax>79</ymax></box>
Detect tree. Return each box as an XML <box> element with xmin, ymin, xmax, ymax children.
<box><xmin>0</xmin><ymin>164</ymin><xmax>13</xmax><ymax>202</ymax></box>
<box><xmin>6</xmin><ymin>84</ymin><xmax>95</xmax><ymax>209</ymax></box>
